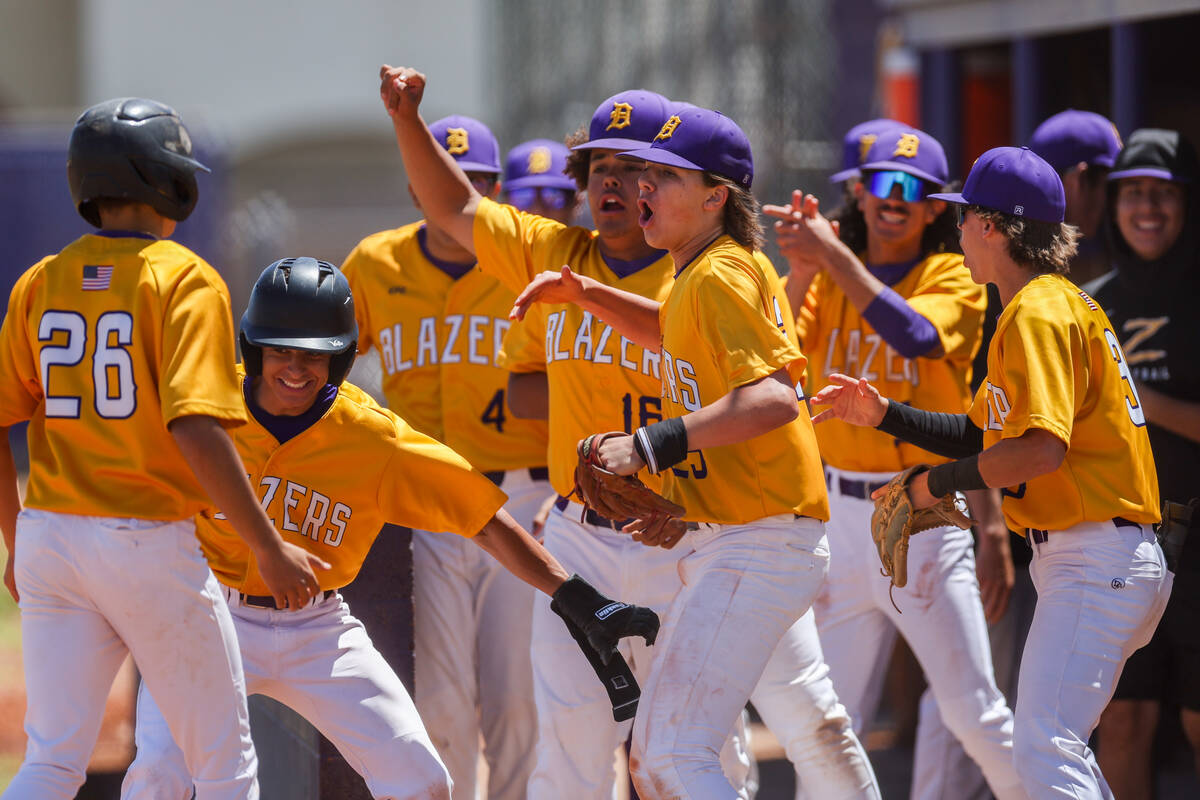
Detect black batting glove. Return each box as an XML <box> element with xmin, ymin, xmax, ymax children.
<box><xmin>550</xmin><ymin>574</ymin><xmax>660</xmax><ymax>665</ymax></box>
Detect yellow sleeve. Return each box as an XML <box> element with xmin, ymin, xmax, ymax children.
<box><xmin>906</xmin><ymin>261</ymin><xmax>986</xmax><ymax>361</ymax></box>
<box><xmin>792</xmin><ymin>278</ymin><xmax>820</xmax><ymax>348</ymax></box>
<box><xmin>158</xmin><ymin>264</ymin><xmax>247</xmax><ymax>426</ymax></box>
<box><xmin>339</xmin><ymin>250</ymin><xmax>375</xmax><ymax>354</ymax></box>
<box><xmin>497</xmin><ymin>306</ymin><xmax>546</xmax><ymax>374</ymax></box>
<box><xmin>696</xmin><ymin>262</ymin><xmax>802</xmax><ymax>391</ymax></box>
<box><xmin>0</xmin><ymin>268</ymin><xmax>43</xmax><ymax>426</ymax></box>
<box><xmin>473</xmin><ymin>196</ymin><xmax>566</xmax><ymax>294</ymax></box>
<box><xmin>985</xmin><ymin>303</ymin><xmax>1082</xmax><ymax>446</ymax></box>
<box><xmin>377</xmin><ymin>421</ymin><xmax>507</xmax><ymax>536</ymax></box>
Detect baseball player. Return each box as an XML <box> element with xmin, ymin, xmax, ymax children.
<box><xmin>1028</xmin><ymin>110</ymin><xmax>1123</xmax><ymax>286</ymax></box>
<box><xmin>121</xmin><ymin>257</ymin><xmax>659</xmax><ymax>800</ymax></box>
<box><xmin>929</xmin><ymin>107</ymin><xmax>1128</xmax><ymax>800</ymax></box>
<box><xmin>766</xmin><ymin>128</ymin><xmax>1026</xmax><ymax>800</ymax></box>
<box><xmin>504</xmin><ymin>138</ymin><xmax>582</xmax><ymax>224</ymax></box>
<box><xmin>1091</xmin><ymin>129</ymin><xmax>1200</xmax><ymax>799</ymax></box>
<box><xmin>509</xmin><ymin>103</ymin><xmax>863</xmax><ymax>799</ymax></box>
<box><xmin>340</xmin><ymin>114</ymin><xmax>551</xmax><ymax>800</ymax></box>
<box><xmin>0</xmin><ymin>99</ymin><xmax>324</xmax><ymax>800</ymax></box>
<box><xmin>380</xmin><ymin>68</ymin><xmax>881</xmax><ymax>800</ymax></box>
<box><xmin>813</xmin><ymin>145</ymin><xmax>1173</xmax><ymax>799</ymax></box>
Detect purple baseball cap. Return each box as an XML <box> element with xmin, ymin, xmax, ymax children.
<box><xmin>830</xmin><ymin>118</ymin><xmax>905</xmax><ymax>183</ymax></box>
<box><xmin>859</xmin><ymin>127</ymin><xmax>949</xmax><ymax>186</ymax></box>
<box><xmin>504</xmin><ymin>139</ymin><xmax>575</xmax><ymax>191</ymax></box>
<box><xmin>429</xmin><ymin>115</ymin><xmax>501</xmax><ymax>174</ymax></box>
<box><xmin>572</xmin><ymin>90</ymin><xmax>673</xmax><ymax>152</ymax></box>
<box><xmin>1028</xmin><ymin>110</ymin><xmax>1122</xmax><ymax>172</ymax></box>
<box><xmin>930</xmin><ymin>146</ymin><xmax>1066</xmax><ymax>223</ymax></box>
<box><xmin>620</xmin><ymin>105</ymin><xmax>754</xmax><ymax>188</ymax></box>
<box><xmin>1107</xmin><ymin>128</ymin><xmax>1198</xmax><ymax>184</ymax></box>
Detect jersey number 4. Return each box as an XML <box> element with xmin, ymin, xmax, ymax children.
<box><xmin>39</xmin><ymin>310</ymin><xmax>137</xmax><ymax>419</ymax></box>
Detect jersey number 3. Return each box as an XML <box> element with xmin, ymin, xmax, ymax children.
<box><xmin>39</xmin><ymin>310</ymin><xmax>137</xmax><ymax>419</ymax></box>
<box><xmin>1104</xmin><ymin>328</ymin><xmax>1145</xmax><ymax>427</ymax></box>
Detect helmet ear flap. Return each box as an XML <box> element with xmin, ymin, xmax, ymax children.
<box><xmin>240</xmin><ymin>331</ymin><xmax>263</xmax><ymax>376</ymax></box>
<box><xmin>328</xmin><ymin>349</ymin><xmax>357</xmax><ymax>386</ymax></box>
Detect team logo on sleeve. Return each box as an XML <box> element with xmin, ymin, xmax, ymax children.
<box><xmin>607</xmin><ymin>102</ymin><xmax>633</xmax><ymax>130</ymax></box>
<box><xmin>444</xmin><ymin>127</ymin><xmax>470</xmax><ymax>155</ymax></box>
<box><xmin>984</xmin><ymin>382</ymin><xmax>1011</xmax><ymax>431</ymax></box>
<box><xmin>527</xmin><ymin>147</ymin><xmax>552</xmax><ymax>174</ymax></box>
<box><xmin>654</xmin><ymin>116</ymin><xmax>682</xmax><ymax>141</ymax></box>
<box><xmin>893</xmin><ymin>133</ymin><xmax>920</xmax><ymax>159</ymax></box>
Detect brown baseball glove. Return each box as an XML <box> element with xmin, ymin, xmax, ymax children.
<box><xmin>872</xmin><ymin>464</ymin><xmax>975</xmax><ymax>607</ymax></box>
<box><xmin>571</xmin><ymin>432</ymin><xmax>686</xmax><ymax>529</ymax></box>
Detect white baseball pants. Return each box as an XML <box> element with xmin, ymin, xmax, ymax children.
<box><xmin>913</xmin><ymin>559</ymin><xmax>1037</xmax><ymax>800</ymax></box>
<box><xmin>413</xmin><ymin>468</ymin><xmax>547</xmax><ymax>800</ymax></box>
<box><xmin>629</xmin><ymin>514</ymin><xmax>832</xmax><ymax>800</ymax></box>
<box><xmin>1015</xmin><ymin>519</ymin><xmax>1171</xmax><ymax>799</ymax></box>
<box><xmin>3</xmin><ymin>510</ymin><xmax>257</xmax><ymax>800</ymax></box>
<box><xmin>122</xmin><ymin>588</ymin><xmax>450</xmax><ymax>800</ymax></box>
<box><xmin>815</xmin><ymin>467</ymin><xmax>1025</xmax><ymax>800</ymax></box>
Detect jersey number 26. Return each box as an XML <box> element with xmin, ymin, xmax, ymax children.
<box><xmin>39</xmin><ymin>310</ymin><xmax>137</xmax><ymax>419</ymax></box>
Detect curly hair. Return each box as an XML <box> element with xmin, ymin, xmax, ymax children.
<box><xmin>702</xmin><ymin>173</ymin><xmax>764</xmax><ymax>251</ymax></box>
<box><xmin>830</xmin><ymin>180</ymin><xmax>963</xmax><ymax>258</ymax></box>
<box><xmin>562</xmin><ymin>126</ymin><xmax>590</xmax><ymax>191</ymax></box>
<box><xmin>969</xmin><ymin>206</ymin><xmax>1080</xmax><ymax>274</ymax></box>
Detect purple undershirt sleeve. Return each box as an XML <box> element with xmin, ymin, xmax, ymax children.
<box><xmin>861</xmin><ymin>287</ymin><xmax>941</xmax><ymax>359</ymax></box>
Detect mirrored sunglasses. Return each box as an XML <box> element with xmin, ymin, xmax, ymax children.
<box><xmin>508</xmin><ymin>186</ymin><xmax>573</xmax><ymax>211</ymax></box>
<box><xmin>865</xmin><ymin>170</ymin><xmax>934</xmax><ymax>203</ymax></box>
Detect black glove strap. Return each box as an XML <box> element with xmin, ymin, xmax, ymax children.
<box><xmin>553</xmin><ymin>609</ymin><xmax>641</xmax><ymax>721</ymax></box>
<box><xmin>633</xmin><ymin>417</ymin><xmax>688</xmax><ymax>474</ymax></box>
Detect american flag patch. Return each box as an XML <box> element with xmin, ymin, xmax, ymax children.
<box><xmin>82</xmin><ymin>265</ymin><xmax>113</xmax><ymax>291</ymax></box>
<box><xmin>1078</xmin><ymin>291</ymin><xmax>1099</xmax><ymax>311</ymax></box>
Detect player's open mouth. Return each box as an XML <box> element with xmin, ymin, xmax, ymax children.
<box><xmin>638</xmin><ymin>199</ymin><xmax>654</xmax><ymax>226</ymax></box>
<box><xmin>598</xmin><ymin>196</ymin><xmax>625</xmax><ymax>213</ymax></box>
<box><xmin>878</xmin><ymin>208</ymin><xmax>908</xmax><ymax>225</ymax></box>
<box><xmin>1131</xmin><ymin>218</ymin><xmax>1165</xmax><ymax>232</ymax></box>
<box><xmin>279</xmin><ymin>377</ymin><xmax>312</xmax><ymax>391</ymax></box>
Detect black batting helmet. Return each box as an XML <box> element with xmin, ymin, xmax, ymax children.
<box><xmin>67</xmin><ymin>97</ymin><xmax>210</xmax><ymax>227</ymax></box>
<box><xmin>240</xmin><ymin>258</ymin><xmax>358</xmax><ymax>386</ymax></box>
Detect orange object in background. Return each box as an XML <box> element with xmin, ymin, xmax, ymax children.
<box><xmin>961</xmin><ymin>50</ymin><xmax>1013</xmax><ymax>176</ymax></box>
<box><xmin>882</xmin><ymin>46</ymin><xmax>921</xmax><ymax>128</ymax></box>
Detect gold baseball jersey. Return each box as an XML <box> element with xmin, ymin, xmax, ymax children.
<box><xmin>475</xmin><ymin>197</ymin><xmax>676</xmax><ymax>497</ymax></box>
<box><xmin>967</xmin><ymin>274</ymin><xmax>1159</xmax><ymax>533</ymax></box>
<box><xmin>658</xmin><ymin>236</ymin><xmax>829</xmax><ymax>524</ymax></box>
<box><xmin>0</xmin><ymin>234</ymin><xmax>246</xmax><ymax>520</ymax></box>
<box><xmin>199</xmin><ymin>373</ymin><xmax>507</xmax><ymax>594</ymax></box>
<box><xmin>341</xmin><ymin>222</ymin><xmax>548</xmax><ymax>472</ymax></box>
<box><xmin>796</xmin><ymin>252</ymin><xmax>985</xmax><ymax>472</ymax></box>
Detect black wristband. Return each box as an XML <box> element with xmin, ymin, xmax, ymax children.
<box><xmin>926</xmin><ymin>454</ymin><xmax>988</xmax><ymax>498</ymax></box>
<box><xmin>633</xmin><ymin>417</ymin><xmax>689</xmax><ymax>474</ymax></box>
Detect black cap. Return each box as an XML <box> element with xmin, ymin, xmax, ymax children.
<box><xmin>1108</xmin><ymin>129</ymin><xmax>1198</xmax><ymax>184</ymax></box>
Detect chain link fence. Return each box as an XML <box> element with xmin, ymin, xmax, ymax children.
<box><xmin>488</xmin><ymin>0</ymin><xmax>843</xmax><ymax>270</ymax></box>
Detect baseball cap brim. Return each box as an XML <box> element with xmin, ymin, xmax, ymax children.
<box><xmin>455</xmin><ymin>160</ymin><xmax>502</xmax><ymax>174</ymax></box>
<box><xmin>618</xmin><ymin>147</ymin><xmax>704</xmax><ymax>172</ymax></box>
<box><xmin>505</xmin><ymin>175</ymin><xmax>577</xmax><ymax>191</ymax></box>
<box><xmin>829</xmin><ymin>167</ymin><xmax>861</xmax><ymax>183</ymax></box>
<box><xmin>1107</xmin><ymin>167</ymin><xmax>1190</xmax><ymax>183</ymax></box>
<box><xmin>860</xmin><ymin>160</ymin><xmax>945</xmax><ymax>186</ymax></box>
<box><xmin>927</xmin><ymin>191</ymin><xmax>966</xmax><ymax>205</ymax></box>
<box><xmin>573</xmin><ymin>137</ymin><xmax>657</xmax><ymax>152</ymax></box>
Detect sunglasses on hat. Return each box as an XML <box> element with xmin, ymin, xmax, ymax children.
<box><xmin>508</xmin><ymin>186</ymin><xmax>574</xmax><ymax>211</ymax></box>
<box><xmin>865</xmin><ymin>170</ymin><xmax>935</xmax><ymax>203</ymax></box>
